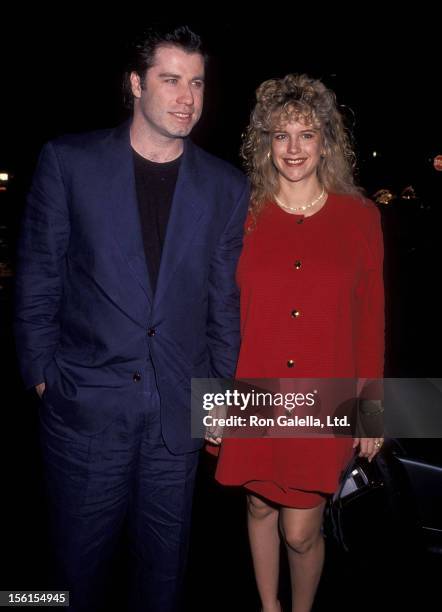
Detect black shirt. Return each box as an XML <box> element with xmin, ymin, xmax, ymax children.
<box><xmin>132</xmin><ymin>149</ymin><xmax>181</xmax><ymax>293</ymax></box>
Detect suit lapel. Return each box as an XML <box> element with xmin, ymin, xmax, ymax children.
<box><xmin>106</xmin><ymin>128</ymin><xmax>206</xmax><ymax>313</ymax></box>
<box><xmin>107</xmin><ymin>123</ymin><xmax>153</xmax><ymax>305</ymax></box>
<box><xmin>153</xmin><ymin>139</ymin><xmax>206</xmax><ymax>309</ymax></box>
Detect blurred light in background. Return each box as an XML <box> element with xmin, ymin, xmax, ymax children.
<box><xmin>401</xmin><ymin>185</ymin><xmax>417</xmax><ymax>200</ymax></box>
<box><xmin>0</xmin><ymin>172</ymin><xmax>9</xmax><ymax>192</ymax></box>
<box><xmin>373</xmin><ymin>188</ymin><xmax>395</xmax><ymax>205</ymax></box>
<box><xmin>433</xmin><ymin>155</ymin><xmax>442</xmax><ymax>171</ymax></box>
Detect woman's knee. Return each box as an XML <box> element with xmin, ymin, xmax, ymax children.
<box><xmin>247</xmin><ymin>495</ymin><xmax>278</xmax><ymax>520</ymax></box>
<box><xmin>282</xmin><ymin>525</ymin><xmax>322</xmax><ymax>553</ymax></box>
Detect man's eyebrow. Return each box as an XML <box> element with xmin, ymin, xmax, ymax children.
<box><xmin>158</xmin><ymin>72</ymin><xmax>205</xmax><ymax>81</ymax></box>
<box><xmin>158</xmin><ymin>72</ymin><xmax>181</xmax><ymax>78</ymax></box>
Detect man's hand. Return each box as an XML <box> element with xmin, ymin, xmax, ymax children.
<box><xmin>35</xmin><ymin>382</ymin><xmax>46</xmax><ymax>399</ymax></box>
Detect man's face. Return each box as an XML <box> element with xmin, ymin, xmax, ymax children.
<box><xmin>130</xmin><ymin>45</ymin><xmax>205</xmax><ymax>140</ymax></box>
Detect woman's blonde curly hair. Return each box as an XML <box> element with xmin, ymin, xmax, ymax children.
<box><xmin>241</xmin><ymin>73</ymin><xmax>364</xmax><ymax>219</ymax></box>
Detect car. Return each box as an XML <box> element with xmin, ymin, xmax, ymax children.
<box><xmin>325</xmin><ymin>436</ymin><xmax>442</xmax><ymax>560</ymax></box>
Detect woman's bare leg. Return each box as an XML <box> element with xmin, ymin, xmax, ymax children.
<box><xmin>247</xmin><ymin>494</ymin><xmax>282</xmax><ymax>612</ymax></box>
<box><xmin>279</xmin><ymin>501</ymin><xmax>326</xmax><ymax>612</ymax></box>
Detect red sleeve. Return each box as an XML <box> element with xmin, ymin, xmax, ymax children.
<box><xmin>355</xmin><ymin>203</ymin><xmax>385</xmax><ymax>379</ymax></box>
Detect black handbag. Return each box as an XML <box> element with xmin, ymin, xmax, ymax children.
<box><xmin>324</xmin><ymin>448</ymin><xmax>398</xmax><ymax>555</ymax></box>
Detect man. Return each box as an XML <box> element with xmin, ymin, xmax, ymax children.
<box><xmin>15</xmin><ymin>25</ymin><xmax>249</xmax><ymax>612</ymax></box>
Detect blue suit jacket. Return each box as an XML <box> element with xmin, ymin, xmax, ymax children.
<box><xmin>15</xmin><ymin>123</ymin><xmax>249</xmax><ymax>453</ymax></box>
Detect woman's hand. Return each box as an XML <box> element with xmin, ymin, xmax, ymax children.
<box><xmin>204</xmin><ymin>405</ymin><xmax>226</xmax><ymax>446</ymax></box>
<box><xmin>352</xmin><ymin>437</ymin><xmax>384</xmax><ymax>462</ymax></box>
<box><xmin>204</xmin><ymin>426</ymin><xmax>223</xmax><ymax>446</ymax></box>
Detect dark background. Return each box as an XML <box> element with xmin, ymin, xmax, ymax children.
<box><xmin>1</xmin><ymin>15</ymin><xmax>441</xmax><ymax>611</ymax></box>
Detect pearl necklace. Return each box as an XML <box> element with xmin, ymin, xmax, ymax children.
<box><xmin>274</xmin><ymin>186</ymin><xmax>325</xmax><ymax>213</ymax></box>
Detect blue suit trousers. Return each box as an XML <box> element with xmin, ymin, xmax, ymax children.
<box><xmin>39</xmin><ymin>361</ymin><xmax>199</xmax><ymax>612</ymax></box>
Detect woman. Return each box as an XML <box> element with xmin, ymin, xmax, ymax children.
<box><xmin>212</xmin><ymin>74</ymin><xmax>385</xmax><ymax>612</ymax></box>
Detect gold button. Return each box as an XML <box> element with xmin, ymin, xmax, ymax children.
<box><xmin>294</xmin><ymin>260</ymin><xmax>302</xmax><ymax>269</ymax></box>
<box><xmin>291</xmin><ymin>309</ymin><xmax>301</xmax><ymax>318</ymax></box>
<box><xmin>287</xmin><ymin>360</ymin><xmax>295</xmax><ymax>368</ymax></box>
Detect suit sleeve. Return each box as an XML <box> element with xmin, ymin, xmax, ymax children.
<box><xmin>207</xmin><ymin>178</ymin><xmax>250</xmax><ymax>379</ymax></box>
<box><xmin>14</xmin><ymin>142</ymin><xmax>70</xmax><ymax>389</ymax></box>
<box><xmin>355</xmin><ymin>204</ymin><xmax>385</xmax><ymax>379</ymax></box>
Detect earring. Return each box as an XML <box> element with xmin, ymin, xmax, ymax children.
<box><xmin>267</xmin><ymin>151</ymin><xmax>271</xmax><ymax>160</ymax></box>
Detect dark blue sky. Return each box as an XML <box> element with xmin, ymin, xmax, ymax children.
<box><xmin>1</xmin><ymin>16</ymin><xmax>441</xmax><ymax>197</ymax></box>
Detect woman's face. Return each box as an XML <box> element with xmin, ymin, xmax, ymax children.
<box><xmin>270</xmin><ymin>118</ymin><xmax>323</xmax><ymax>185</ymax></box>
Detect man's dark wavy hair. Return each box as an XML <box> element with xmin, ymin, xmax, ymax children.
<box><xmin>122</xmin><ymin>24</ymin><xmax>207</xmax><ymax>109</ymax></box>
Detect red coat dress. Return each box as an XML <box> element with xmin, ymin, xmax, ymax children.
<box><xmin>215</xmin><ymin>193</ymin><xmax>384</xmax><ymax>507</ymax></box>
